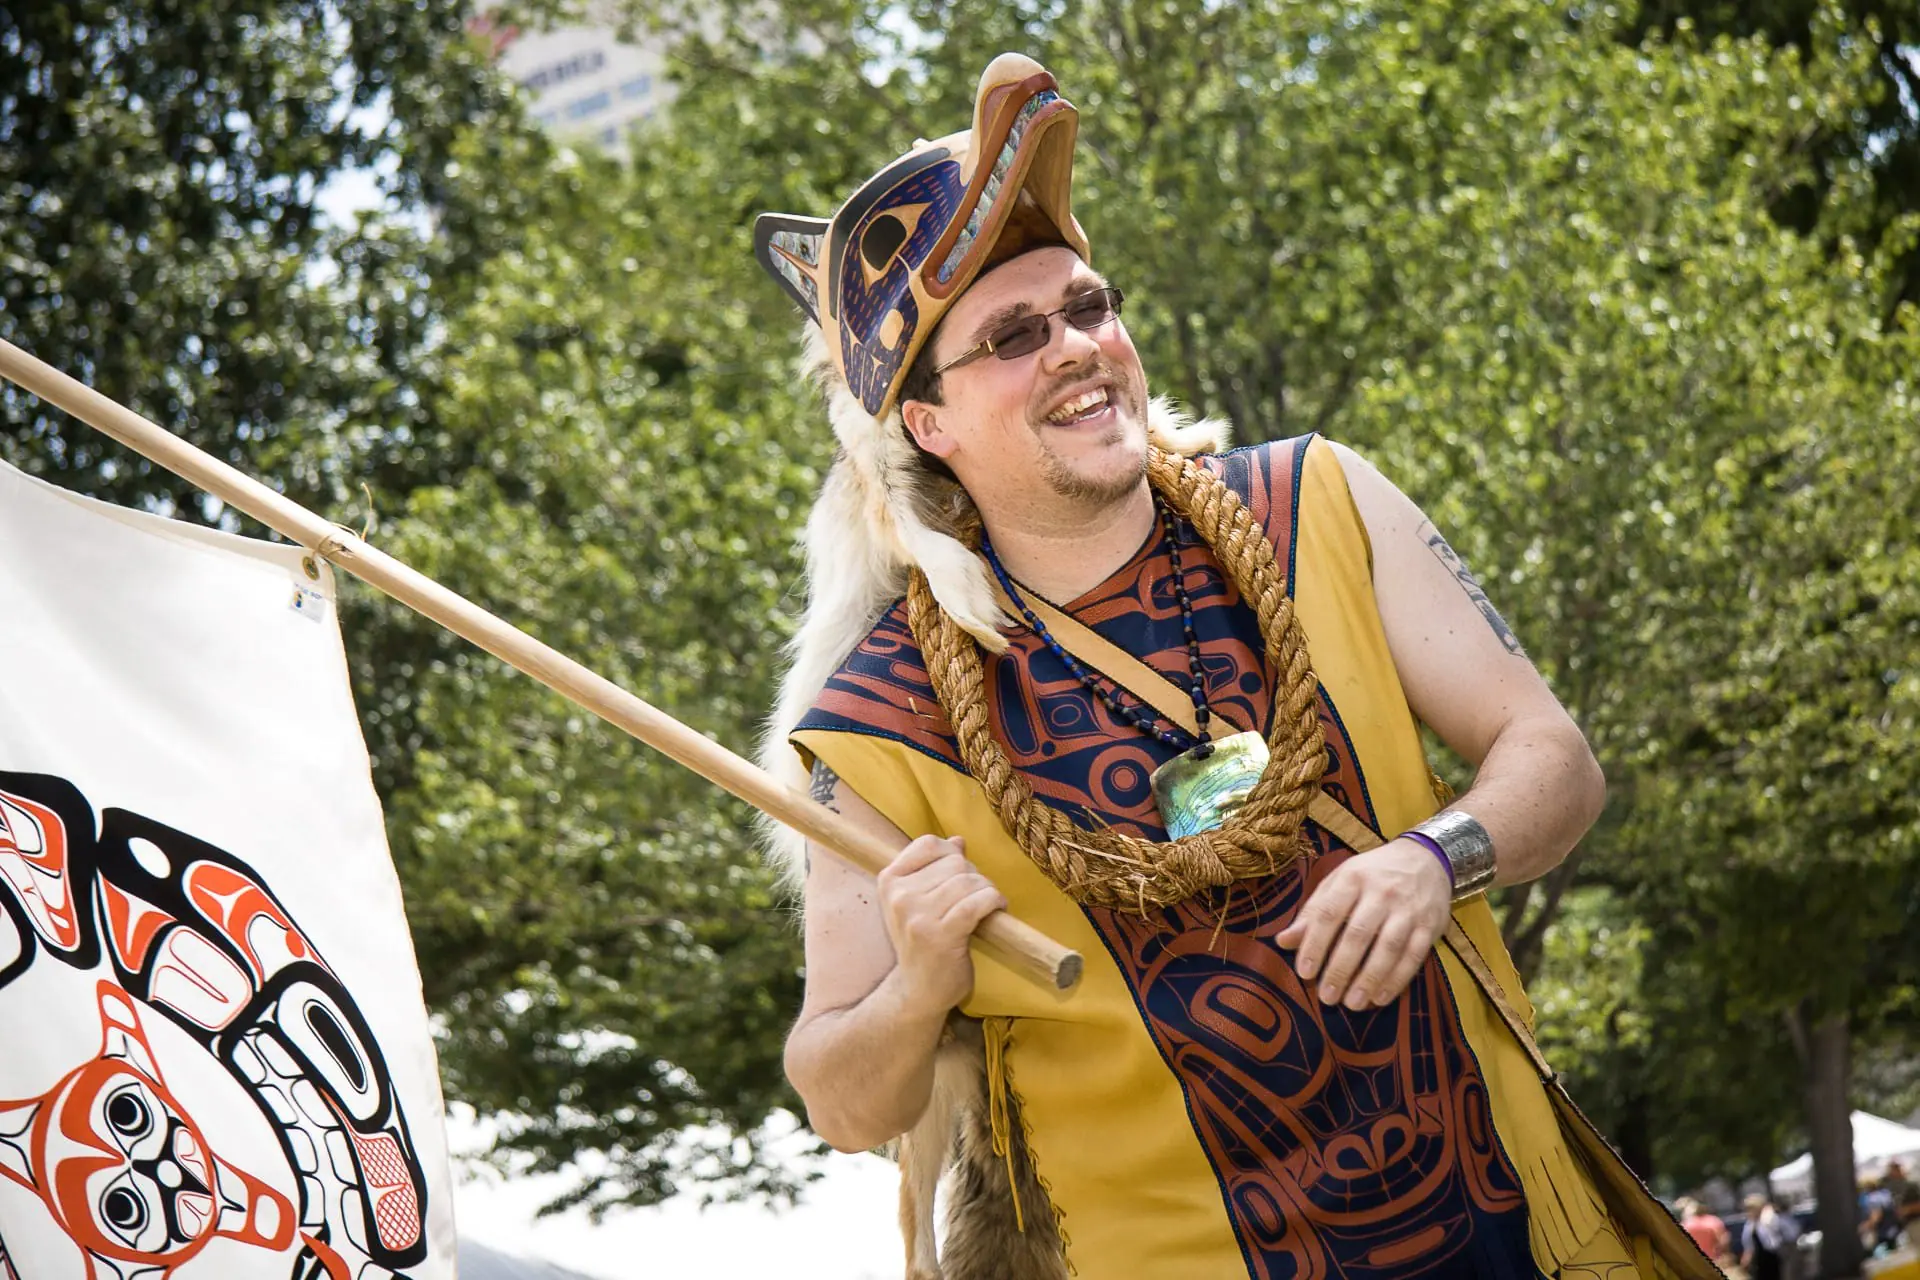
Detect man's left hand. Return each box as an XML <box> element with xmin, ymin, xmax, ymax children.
<box><xmin>1275</xmin><ymin>841</ymin><xmax>1453</xmax><ymax>1009</ymax></box>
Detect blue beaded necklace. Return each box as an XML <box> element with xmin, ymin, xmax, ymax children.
<box><xmin>979</xmin><ymin>493</ymin><xmax>1217</xmax><ymax>761</ymax></box>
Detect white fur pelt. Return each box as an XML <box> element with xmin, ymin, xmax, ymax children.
<box><xmin>900</xmin><ymin>1020</ymin><xmax>1067</xmax><ymax>1280</ymax></box>
<box><xmin>757</xmin><ymin>322</ymin><xmax>1232</xmax><ymax>893</ymax></box>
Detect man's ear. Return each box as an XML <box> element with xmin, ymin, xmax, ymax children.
<box><xmin>900</xmin><ymin>399</ymin><xmax>958</xmax><ymax>461</ymax></box>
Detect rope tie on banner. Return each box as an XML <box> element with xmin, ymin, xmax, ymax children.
<box><xmin>303</xmin><ymin>486</ymin><xmax>378</xmax><ymax>579</ymax></box>
<box><xmin>304</xmin><ymin>523</ymin><xmax>361</xmax><ymax>582</ymax></box>
<box><xmin>906</xmin><ymin>447</ymin><xmax>1330</xmax><ymax>914</ymax></box>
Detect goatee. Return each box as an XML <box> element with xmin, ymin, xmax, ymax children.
<box><xmin>1033</xmin><ymin>371</ymin><xmax>1149</xmax><ymax>505</ymax></box>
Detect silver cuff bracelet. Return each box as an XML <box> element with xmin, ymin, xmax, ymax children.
<box><xmin>1411</xmin><ymin>810</ymin><xmax>1496</xmax><ymax>900</ymax></box>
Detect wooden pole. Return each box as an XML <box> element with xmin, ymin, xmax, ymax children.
<box><xmin>0</xmin><ymin>337</ymin><xmax>1082</xmax><ymax>993</ymax></box>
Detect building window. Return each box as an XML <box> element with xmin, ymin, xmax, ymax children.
<box><xmin>619</xmin><ymin>74</ymin><xmax>653</xmax><ymax>100</ymax></box>
<box><xmin>566</xmin><ymin>91</ymin><xmax>612</xmax><ymax>120</ymax></box>
<box><xmin>524</xmin><ymin>49</ymin><xmax>606</xmax><ymax>93</ymax></box>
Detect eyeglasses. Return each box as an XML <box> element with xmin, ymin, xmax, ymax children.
<box><xmin>932</xmin><ymin>287</ymin><xmax>1126</xmax><ymax>375</ymax></box>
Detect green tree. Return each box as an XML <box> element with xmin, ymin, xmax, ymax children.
<box><xmin>347</xmin><ymin>103</ymin><xmax>842</xmax><ymax>1207</ymax></box>
<box><xmin>0</xmin><ymin>0</ymin><xmax>830</xmax><ymax>1212</ymax></box>
<box><xmin>0</xmin><ymin>0</ymin><xmax>528</xmax><ymax>514</ymax></box>
<box><xmin>1631</xmin><ymin>0</ymin><xmax>1920</xmax><ymax>310</ymax></box>
<box><xmin>1532</xmin><ymin>888</ymin><xmax>1804</xmax><ymax>1186</ymax></box>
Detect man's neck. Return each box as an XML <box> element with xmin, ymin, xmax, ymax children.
<box><xmin>979</xmin><ymin>480</ymin><xmax>1155</xmax><ymax>603</ymax></box>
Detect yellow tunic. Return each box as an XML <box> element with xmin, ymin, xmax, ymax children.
<box><xmin>796</xmin><ymin>437</ymin><xmax>1646</xmax><ymax>1279</ymax></box>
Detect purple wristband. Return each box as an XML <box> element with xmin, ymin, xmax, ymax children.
<box><xmin>1400</xmin><ymin>829</ymin><xmax>1455</xmax><ymax>888</ymax></box>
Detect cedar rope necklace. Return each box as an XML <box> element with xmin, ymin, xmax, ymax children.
<box><xmin>905</xmin><ymin>446</ymin><xmax>1328</xmax><ymax>913</ymax></box>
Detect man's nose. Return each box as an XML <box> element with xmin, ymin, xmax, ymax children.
<box><xmin>1041</xmin><ymin>314</ymin><xmax>1101</xmax><ymax>370</ymax></box>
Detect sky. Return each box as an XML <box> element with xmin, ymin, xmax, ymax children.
<box><xmin>447</xmin><ymin>1108</ymin><xmax>908</xmax><ymax>1280</ymax></box>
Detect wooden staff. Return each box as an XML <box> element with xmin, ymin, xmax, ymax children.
<box><xmin>0</xmin><ymin>337</ymin><xmax>1082</xmax><ymax>993</ymax></box>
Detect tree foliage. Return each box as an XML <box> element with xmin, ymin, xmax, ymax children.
<box><xmin>355</xmin><ymin>128</ymin><xmax>830</xmax><ymax>1207</ymax></box>
<box><xmin>0</xmin><ymin>0</ymin><xmax>529</xmax><ymax>511</ymax></box>
<box><xmin>1632</xmin><ymin>0</ymin><xmax>1920</xmax><ymax>310</ymax></box>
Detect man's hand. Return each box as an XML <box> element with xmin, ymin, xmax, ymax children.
<box><xmin>1275</xmin><ymin>841</ymin><xmax>1452</xmax><ymax>1009</ymax></box>
<box><xmin>877</xmin><ymin>834</ymin><xmax>1007</xmax><ymax>1014</ymax></box>
<box><xmin>787</xmin><ymin>780</ymin><xmax>1008</xmax><ymax>1152</ymax></box>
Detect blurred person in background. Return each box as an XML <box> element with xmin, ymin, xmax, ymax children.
<box><xmin>1743</xmin><ymin>1193</ymin><xmax>1790</xmax><ymax>1280</ymax></box>
<box><xmin>1866</xmin><ymin>1172</ymin><xmax>1908</xmax><ymax>1255</ymax></box>
<box><xmin>1679</xmin><ymin>1197</ymin><xmax>1733</xmax><ymax>1269</ymax></box>
<box><xmin>1887</xmin><ymin>1159</ymin><xmax>1920</xmax><ymax>1235</ymax></box>
<box><xmin>1772</xmin><ymin>1194</ymin><xmax>1804</xmax><ymax>1280</ymax></box>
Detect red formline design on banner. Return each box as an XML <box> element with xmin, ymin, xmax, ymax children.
<box><xmin>0</xmin><ymin>779</ymin><xmax>426</xmax><ymax>1277</ymax></box>
<box><xmin>0</xmin><ymin>451</ymin><xmax>450</xmax><ymax>1276</ymax></box>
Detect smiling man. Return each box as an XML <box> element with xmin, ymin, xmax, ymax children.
<box><xmin>754</xmin><ymin>54</ymin><xmax>1691</xmax><ymax>1280</ymax></box>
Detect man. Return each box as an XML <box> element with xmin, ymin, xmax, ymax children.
<box><xmin>1887</xmin><ymin>1159</ymin><xmax>1920</xmax><ymax>1233</ymax></box>
<box><xmin>1867</xmin><ymin>1167</ymin><xmax>1913</xmax><ymax>1254</ymax></box>
<box><xmin>1743</xmin><ymin>1193</ymin><xmax>1791</xmax><ymax>1280</ymax></box>
<box><xmin>755</xmin><ymin>54</ymin><xmax>1688</xmax><ymax>1280</ymax></box>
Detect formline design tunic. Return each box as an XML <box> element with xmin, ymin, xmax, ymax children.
<box><xmin>794</xmin><ymin>436</ymin><xmax>1642</xmax><ymax>1279</ymax></box>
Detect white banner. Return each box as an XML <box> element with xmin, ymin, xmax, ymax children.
<box><xmin>0</xmin><ymin>459</ymin><xmax>455</xmax><ymax>1279</ymax></box>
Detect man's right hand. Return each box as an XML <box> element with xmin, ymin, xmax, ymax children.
<box><xmin>786</xmin><ymin>777</ymin><xmax>1006</xmax><ymax>1152</ymax></box>
<box><xmin>876</xmin><ymin>834</ymin><xmax>1007</xmax><ymax>1014</ymax></box>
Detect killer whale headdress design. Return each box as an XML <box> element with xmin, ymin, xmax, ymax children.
<box><xmin>754</xmin><ymin>53</ymin><xmax>1089</xmax><ymax>421</ymax></box>
<box><xmin>753</xmin><ymin>54</ymin><xmax>1230</xmax><ymax>885</ymax></box>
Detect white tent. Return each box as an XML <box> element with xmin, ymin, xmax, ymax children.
<box><xmin>1770</xmin><ymin>1112</ymin><xmax>1920</xmax><ymax>1200</ymax></box>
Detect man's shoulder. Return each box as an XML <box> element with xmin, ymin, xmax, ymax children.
<box><xmin>793</xmin><ymin>600</ymin><xmax>963</xmax><ymax>768</ymax></box>
<box><xmin>1198</xmin><ymin>430</ymin><xmax>1316</xmax><ymax>477</ymax></box>
<box><xmin>1190</xmin><ymin>432</ymin><xmax>1326</xmax><ymax>553</ymax></box>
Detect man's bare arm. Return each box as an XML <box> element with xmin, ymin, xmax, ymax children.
<box><xmin>1333</xmin><ymin>441</ymin><xmax>1606</xmax><ymax>886</ymax></box>
<box><xmin>783</xmin><ymin>760</ymin><xmax>1003</xmax><ymax>1152</ymax></box>
<box><xmin>1277</xmin><ymin>443</ymin><xmax>1605</xmax><ymax>1012</ymax></box>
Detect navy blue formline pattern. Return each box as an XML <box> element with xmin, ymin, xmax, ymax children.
<box><xmin>980</xmin><ymin>493</ymin><xmax>1216</xmax><ymax>758</ymax></box>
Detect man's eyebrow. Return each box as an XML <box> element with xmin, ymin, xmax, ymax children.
<box><xmin>962</xmin><ymin>301</ymin><xmax>1033</xmax><ymax>350</ymax></box>
<box><xmin>959</xmin><ymin>274</ymin><xmax>1113</xmax><ymax>349</ymax></box>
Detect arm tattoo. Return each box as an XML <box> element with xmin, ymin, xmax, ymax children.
<box><xmin>1418</xmin><ymin>521</ymin><xmax>1527</xmax><ymax>657</ymax></box>
<box><xmin>808</xmin><ymin>757</ymin><xmax>841</xmax><ymax>812</ymax></box>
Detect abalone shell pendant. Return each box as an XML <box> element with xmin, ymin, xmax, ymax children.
<box><xmin>1150</xmin><ymin>729</ymin><xmax>1270</xmax><ymax>840</ymax></box>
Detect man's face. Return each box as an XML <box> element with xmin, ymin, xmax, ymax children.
<box><xmin>903</xmin><ymin>246</ymin><xmax>1150</xmax><ymax>512</ymax></box>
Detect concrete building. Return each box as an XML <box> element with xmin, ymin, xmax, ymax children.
<box><xmin>475</xmin><ymin>12</ymin><xmax>674</xmax><ymax>155</ymax></box>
